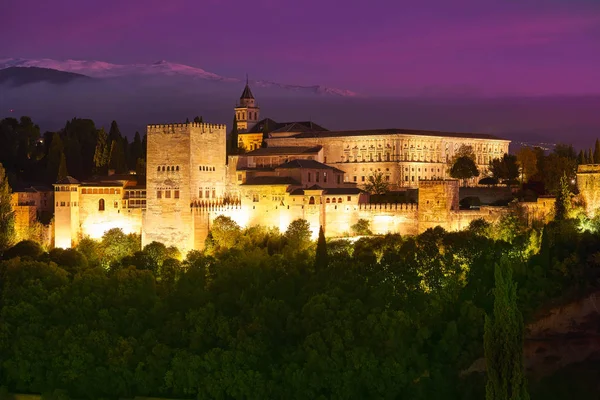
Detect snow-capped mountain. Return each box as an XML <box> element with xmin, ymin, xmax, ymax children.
<box><xmin>0</xmin><ymin>58</ymin><xmax>357</xmax><ymax>96</ymax></box>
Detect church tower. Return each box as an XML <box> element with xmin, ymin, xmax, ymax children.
<box><xmin>234</xmin><ymin>77</ymin><xmax>260</xmax><ymax>133</ymax></box>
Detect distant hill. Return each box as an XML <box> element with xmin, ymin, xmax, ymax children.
<box><xmin>0</xmin><ymin>66</ymin><xmax>91</xmax><ymax>86</ymax></box>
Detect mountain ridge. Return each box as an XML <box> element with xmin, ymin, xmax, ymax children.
<box><xmin>0</xmin><ymin>57</ymin><xmax>357</xmax><ymax>97</ymax></box>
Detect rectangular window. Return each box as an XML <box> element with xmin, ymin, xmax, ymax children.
<box><xmin>237</xmin><ymin>173</ymin><xmax>242</xmax><ymax>181</ymax></box>
<box><xmin>205</xmin><ymin>190</ymin><xmax>210</xmax><ymax>198</ymax></box>
<box><xmin>174</xmin><ymin>190</ymin><xmax>180</xmax><ymax>199</ymax></box>
<box><xmin>253</xmin><ymin>194</ymin><xmax>259</xmax><ymax>202</ymax></box>
<box><xmin>316</xmin><ymin>173</ymin><xmax>320</xmax><ymax>183</ymax></box>
<box><xmin>347</xmin><ymin>196</ymin><xmax>351</xmax><ymax>201</ymax></box>
<box><xmin>337</xmin><ymin>175</ymin><xmax>341</xmax><ymax>184</ymax></box>
<box><xmin>114</xmin><ymin>201</ymin><xmax>118</xmax><ymax>208</ymax></box>
<box><xmin>212</xmin><ymin>189</ymin><xmax>216</xmax><ymax>198</ymax></box>
<box><xmin>385</xmin><ymin>175</ymin><xmax>390</xmax><ymax>181</ymax></box>
<box><xmin>157</xmin><ymin>190</ymin><xmax>162</xmax><ymax>199</ymax></box>
<box><xmin>362</xmin><ymin>176</ymin><xmax>365</xmax><ymax>182</ymax></box>
<box><xmin>199</xmin><ymin>189</ymin><xmax>203</xmax><ymax>198</ymax></box>
<box><xmin>353</xmin><ymin>176</ymin><xmax>357</xmax><ymax>182</ymax></box>
<box><xmin>324</xmin><ymin>156</ymin><xmax>327</xmax><ymax>163</ymax></box>
<box><xmin>323</xmin><ymin>172</ymin><xmax>327</xmax><ymax>183</ymax></box>
<box><xmin>165</xmin><ymin>190</ymin><xmax>171</xmax><ymax>198</ymax></box>
<box><xmin>308</xmin><ymin>172</ymin><xmax>312</xmax><ymax>182</ymax></box>
<box><xmin>60</xmin><ymin>202</ymin><xmax>65</xmax><ymax>206</ymax></box>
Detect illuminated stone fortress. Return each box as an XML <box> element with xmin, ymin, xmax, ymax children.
<box><xmin>53</xmin><ymin>82</ymin><xmax>519</xmax><ymax>253</ymax></box>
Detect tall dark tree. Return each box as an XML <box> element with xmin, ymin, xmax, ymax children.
<box><xmin>129</xmin><ymin>132</ymin><xmax>143</xmax><ymax>170</ymax></box>
<box><xmin>108</xmin><ymin>140</ymin><xmax>127</xmax><ymax>174</ymax></box>
<box><xmin>577</xmin><ymin>150</ymin><xmax>586</xmax><ymax>165</ymax></box>
<box><xmin>554</xmin><ymin>173</ymin><xmax>571</xmax><ymax>221</ymax></box>
<box><xmin>193</xmin><ymin>116</ymin><xmax>203</xmax><ymax>123</ymax></box>
<box><xmin>108</xmin><ymin>120</ymin><xmax>122</xmax><ymax>144</ymax></box>
<box><xmin>46</xmin><ymin>132</ymin><xmax>65</xmax><ymax>183</ymax></box>
<box><xmin>594</xmin><ymin>139</ymin><xmax>600</xmax><ymax>164</ymax></box>
<box><xmin>589</xmin><ymin>147</ymin><xmax>595</xmax><ymax>164</ymax></box>
<box><xmin>135</xmin><ymin>158</ymin><xmax>146</xmax><ymax>178</ymax></box>
<box><xmin>122</xmin><ymin>136</ymin><xmax>130</xmax><ymax>171</ymax></box>
<box><xmin>63</xmin><ymin>118</ymin><xmax>98</xmax><ymax>178</ymax></box>
<box><xmin>0</xmin><ymin>163</ymin><xmax>15</xmax><ymax>251</ymax></box>
<box><xmin>314</xmin><ymin>226</ymin><xmax>328</xmax><ymax>271</ymax></box>
<box><xmin>489</xmin><ymin>154</ymin><xmax>519</xmax><ymax>184</ymax></box>
<box><xmin>93</xmin><ymin>128</ymin><xmax>110</xmax><ymax>174</ymax></box>
<box><xmin>141</xmin><ymin>133</ymin><xmax>147</xmax><ymax>159</ymax></box>
<box><xmin>484</xmin><ymin>260</ymin><xmax>529</xmax><ymax>400</ymax></box>
<box><xmin>185</xmin><ymin>117</ymin><xmax>190</xmax><ymax>124</ymax></box>
<box><xmin>450</xmin><ymin>156</ymin><xmax>479</xmax><ymax>186</ymax></box>
<box><xmin>57</xmin><ymin>152</ymin><xmax>68</xmax><ymax>181</ymax></box>
<box><xmin>64</xmin><ymin>132</ymin><xmax>83</xmax><ymax>179</ymax></box>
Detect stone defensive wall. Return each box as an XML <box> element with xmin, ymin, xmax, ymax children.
<box><xmin>147</xmin><ymin>122</ymin><xmax>227</xmax><ymax>134</ymax></box>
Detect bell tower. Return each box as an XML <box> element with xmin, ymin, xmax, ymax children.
<box><xmin>234</xmin><ymin>76</ymin><xmax>260</xmax><ymax>133</ymax></box>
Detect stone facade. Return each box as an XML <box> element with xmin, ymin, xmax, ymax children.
<box><xmin>577</xmin><ymin>164</ymin><xmax>600</xmax><ymax>217</ymax></box>
<box><xmin>266</xmin><ymin>132</ymin><xmax>509</xmax><ymax>189</ymax></box>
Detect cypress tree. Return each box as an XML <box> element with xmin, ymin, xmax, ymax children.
<box><xmin>108</xmin><ymin>120</ymin><xmax>122</xmax><ymax>144</ymax></box>
<box><xmin>0</xmin><ymin>163</ymin><xmax>15</xmax><ymax>251</ymax></box>
<box><xmin>595</xmin><ymin>139</ymin><xmax>600</xmax><ymax>164</ymax></box>
<box><xmin>314</xmin><ymin>226</ymin><xmax>328</xmax><ymax>271</ymax></box>
<box><xmin>46</xmin><ymin>132</ymin><xmax>65</xmax><ymax>183</ymax></box>
<box><xmin>484</xmin><ymin>260</ymin><xmax>529</xmax><ymax>400</ymax></box>
<box><xmin>589</xmin><ymin>147</ymin><xmax>595</xmax><ymax>164</ymax></box>
<box><xmin>194</xmin><ymin>116</ymin><xmax>203</xmax><ymax>123</ymax></box>
<box><xmin>141</xmin><ymin>133</ymin><xmax>147</xmax><ymax>159</ymax></box>
<box><xmin>57</xmin><ymin>152</ymin><xmax>68</xmax><ymax>181</ymax></box>
<box><xmin>129</xmin><ymin>131</ymin><xmax>143</xmax><ymax>170</ymax></box>
<box><xmin>554</xmin><ymin>173</ymin><xmax>571</xmax><ymax>221</ymax></box>
<box><xmin>577</xmin><ymin>150</ymin><xmax>585</xmax><ymax>165</ymax></box>
<box><xmin>108</xmin><ymin>140</ymin><xmax>127</xmax><ymax>174</ymax></box>
<box><xmin>185</xmin><ymin>117</ymin><xmax>190</xmax><ymax>124</ymax></box>
<box><xmin>93</xmin><ymin>128</ymin><xmax>110</xmax><ymax>174</ymax></box>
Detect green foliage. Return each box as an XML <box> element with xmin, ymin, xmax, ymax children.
<box><xmin>3</xmin><ymin>240</ymin><xmax>44</xmax><ymax>260</ymax></box>
<box><xmin>284</xmin><ymin>218</ymin><xmax>312</xmax><ymax>251</ymax></box>
<box><xmin>0</xmin><ymin>211</ymin><xmax>598</xmax><ymax>399</ymax></box>
<box><xmin>450</xmin><ymin>156</ymin><xmax>480</xmax><ymax>184</ymax></box>
<box><xmin>489</xmin><ymin>154</ymin><xmax>519</xmax><ymax>184</ymax></box>
<box><xmin>46</xmin><ymin>132</ymin><xmax>65</xmax><ymax>183</ymax></box>
<box><xmin>209</xmin><ymin>215</ymin><xmax>242</xmax><ymax>251</ymax></box>
<box><xmin>351</xmin><ymin>218</ymin><xmax>373</xmax><ymax>236</ymax></box>
<box><xmin>93</xmin><ymin>127</ymin><xmax>110</xmax><ymax>173</ymax></box>
<box><xmin>314</xmin><ymin>226</ymin><xmax>328</xmax><ymax>270</ymax></box>
<box><xmin>484</xmin><ymin>260</ymin><xmax>529</xmax><ymax>400</ymax></box>
<box><xmin>554</xmin><ymin>174</ymin><xmax>571</xmax><ymax>221</ymax></box>
<box><xmin>129</xmin><ymin>131</ymin><xmax>144</xmax><ymax>170</ymax></box>
<box><xmin>108</xmin><ymin>139</ymin><xmax>127</xmax><ymax>174</ymax></box>
<box><xmin>364</xmin><ymin>171</ymin><xmax>389</xmax><ymax>195</ymax></box>
<box><xmin>594</xmin><ymin>139</ymin><xmax>600</xmax><ymax>164</ymax></box>
<box><xmin>0</xmin><ymin>163</ymin><xmax>15</xmax><ymax>251</ymax></box>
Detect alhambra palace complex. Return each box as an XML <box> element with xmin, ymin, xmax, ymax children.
<box><xmin>11</xmin><ymin>83</ymin><xmax>595</xmax><ymax>253</ymax></box>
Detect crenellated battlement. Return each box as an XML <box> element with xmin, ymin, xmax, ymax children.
<box><xmin>147</xmin><ymin>122</ymin><xmax>226</xmax><ymax>134</ymax></box>
<box><xmin>358</xmin><ymin>202</ymin><xmax>418</xmax><ymax>211</ymax></box>
<box><xmin>191</xmin><ymin>200</ymin><xmax>242</xmax><ymax>213</ymax></box>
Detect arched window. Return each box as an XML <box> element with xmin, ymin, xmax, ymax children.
<box><xmin>309</xmin><ymin>196</ymin><xmax>315</xmax><ymax>205</ymax></box>
<box><xmin>171</xmin><ymin>166</ymin><xmax>175</xmax><ymax>171</ymax></box>
<box><xmin>162</xmin><ymin>166</ymin><xmax>165</xmax><ymax>172</ymax></box>
<box><xmin>331</xmin><ymin>198</ymin><xmax>336</xmax><ymax>203</ymax></box>
<box><xmin>176</xmin><ymin>166</ymin><xmax>179</xmax><ymax>171</ymax></box>
<box><xmin>326</xmin><ymin>198</ymin><xmax>331</xmax><ymax>203</ymax></box>
<box><xmin>98</xmin><ymin>199</ymin><xmax>105</xmax><ymax>211</ymax></box>
<box><xmin>157</xmin><ymin>166</ymin><xmax>160</xmax><ymax>171</ymax></box>
<box><xmin>167</xmin><ymin>166</ymin><xmax>171</xmax><ymax>172</ymax></box>
<box><xmin>338</xmin><ymin>197</ymin><xmax>342</xmax><ymax>203</ymax></box>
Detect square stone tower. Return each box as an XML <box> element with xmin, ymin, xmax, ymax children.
<box><xmin>577</xmin><ymin>164</ymin><xmax>600</xmax><ymax>217</ymax></box>
<box><xmin>144</xmin><ymin>122</ymin><xmax>227</xmax><ymax>254</ymax></box>
<box><xmin>417</xmin><ymin>179</ymin><xmax>460</xmax><ymax>232</ymax></box>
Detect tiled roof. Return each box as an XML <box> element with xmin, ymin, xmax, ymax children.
<box><xmin>289</xmin><ymin>128</ymin><xmax>506</xmax><ymax>141</ymax></box>
<box><xmin>247</xmin><ymin>118</ymin><xmax>328</xmax><ymax>134</ymax></box>
<box><xmin>243</xmin><ymin>146</ymin><xmax>322</xmax><ymax>156</ymax></box>
<box><xmin>290</xmin><ymin>187</ymin><xmax>363</xmax><ymax>195</ymax></box>
<box><xmin>241</xmin><ymin>176</ymin><xmax>300</xmax><ymax>186</ymax></box>
<box><xmin>240</xmin><ymin>83</ymin><xmax>254</xmax><ymax>100</ymax></box>
<box><xmin>276</xmin><ymin>159</ymin><xmax>344</xmax><ymax>173</ymax></box>
<box><xmin>55</xmin><ymin>176</ymin><xmax>80</xmax><ymax>184</ymax></box>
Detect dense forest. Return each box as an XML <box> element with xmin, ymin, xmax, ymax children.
<box><xmin>1</xmin><ymin>209</ymin><xmax>600</xmax><ymax>399</ymax></box>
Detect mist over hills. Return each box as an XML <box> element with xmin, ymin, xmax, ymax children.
<box><xmin>1</xmin><ymin>59</ymin><xmax>599</xmax><ymax>151</ymax></box>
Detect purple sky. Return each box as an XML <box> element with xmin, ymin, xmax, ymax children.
<box><xmin>3</xmin><ymin>0</ymin><xmax>600</xmax><ymax>95</ymax></box>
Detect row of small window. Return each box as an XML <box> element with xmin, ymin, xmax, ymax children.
<box><xmin>406</xmin><ymin>167</ymin><xmax>442</xmax><ymax>173</ymax></box>
<box><xmin>236</xmin><ymin>111</ymin><xmax>258</xmax><ymax>121</ymax></box>
<box><xmin>81</xmin><ymin>188</ymin><xmax>121</xmax><ymax>194</ymax></box>
<box><xmin>55</xmin><ymin>186</ymin><xmax>77</xmax><ymax>192</ymax></box>
<box><xmin>342</xmin><ymin>153</ymin><xmax>392</xmax><ymax>162</ymax></box>
<box><xmin>199</xmin><ymin>188</ymin><xmax>217</xmax><ymax>199</ymax></box>
<box><xmin>307</xmin><ymin>172</ymin><xmax>342</xmax><ymax>184</ymax></box>
<box><xmin>200</xmin><ymin>166</ymin><xmax>216</xmax><ymax>172</ymax></box>
<box><xmin>404</xmin><ymin>176</ymin><xmax>442</xmax><ymax>182</ymax></box>
<box><xmin>128</xmin><ymin>199</ymin><xmax>146</xmax><ymax>208</ymax></box>
<box><xmin>157</xmin><ymin>165</ymin><xmax>180</xmax><ymax>172</ymax></box>
<box><xmin>56</xmin><ymin>201</ymin><xmax>78</xmax><ymax>207</ymax></box>
<box><xmin>124</xmin><ymin>190</ymin><xmax>146</xmax><ymax>199</ymax></box>
<box><xmin>325</xmin><ymin>197</ymin><xmax>345</xmax><ymax>203</ymax></box>
<box><xmin>353</xmin><ymin>175</ymin><xmax>391</xmax><ymax>182</ymax></box>
<box><xmin>156</xmin><ymin>189</ymin><xmax>180</xmax><ymax>199</ymax></box>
